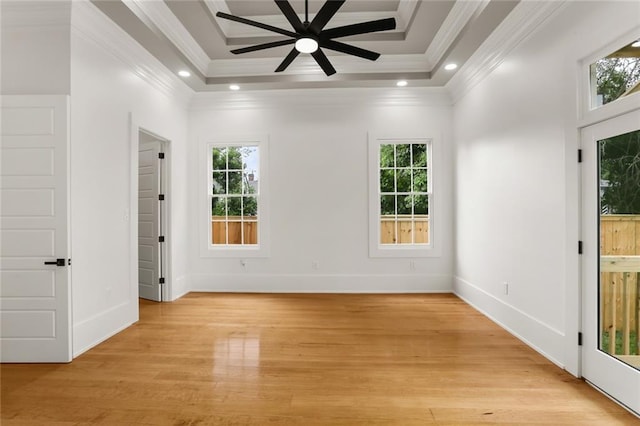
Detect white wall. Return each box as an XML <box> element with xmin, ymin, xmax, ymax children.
<box><xmin>189</xmin><ymin>89</ymin><xmax>454</xmax><ymax>293</ymax></box>
<box><xmin>1</xmin><ymin>1</ymin><xmax>71</xmax><ymax>95</ymax></box>
<box><xmin>452</xmin><ymin>1</ymin><xmax>640</xmax><ymax>373</ymax></box>
<box><xmin>69</xmin><ymin>2</ymin><xmax>191</xmax><ymax>356</ymax></box>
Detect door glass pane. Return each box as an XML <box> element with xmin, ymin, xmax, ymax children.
<box><xmin>599</xmin><ymin>129</ymin><xmax>640</xmax><ymax>369</ymax></box>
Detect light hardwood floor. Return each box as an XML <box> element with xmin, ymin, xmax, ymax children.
<box><xmin>2</xmin><ymin>293</ymin><xmax>638</xmax><ymax>425</ymax></box>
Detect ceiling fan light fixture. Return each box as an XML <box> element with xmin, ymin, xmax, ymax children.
<box><xmin>295</xmin><ymin>37</ymin><xmax>319</xmax><ymax>54</ymax></box>
<box><xmin>632</xmin><ymin>40</ymin><xmax>640</xmax><ymax>48</ymax></box>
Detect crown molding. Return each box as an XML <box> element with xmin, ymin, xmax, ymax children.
<box><xmin>446</xmin><ymin>1</ymin><xmax>566</xmax><ymax>103</ymax></box>
<box><xmin>121</xmin><ymin>0</ymin><xmax>210</xmax><ymax>75</ymax></box>
<box><xmin>71</xmin><ymin>1</ymin><xmax>194</xmax><ymax>105</ymax></box>
<box><xmin>396</xmin><ymin>0</ymin><xmax>420</xmax><ymax>29</ymax></box>
<box><xmin>424</xmin><ymin>0</ymin><xmax>490</xmax><ymax>69</ymax></box>
<box><xmin>208</xmin><ymin>54</ymin><xmax>430</xmax><ymax>78</ymax></box>
<box><xmin>190</xmin><ymin>86</ymin><xmax>452</xmax><ymax>110</ymax></box>
<box><xmin>1</xmin><ymin>1</ymin><xmax>71</xmax><ymax>29</ymax></box>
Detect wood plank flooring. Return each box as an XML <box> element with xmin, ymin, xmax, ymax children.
<box><xmin>2</xmin><ymin>293</ymin><xmax>638</xmax><ymax>425</ymax></box>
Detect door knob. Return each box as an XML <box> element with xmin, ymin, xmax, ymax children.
<box><xmin>44</xmin><ymin>258</ymin><xmax>66</xmax><ymax>266</ymax></box>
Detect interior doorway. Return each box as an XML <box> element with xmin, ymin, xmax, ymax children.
<box><xmin>138</xmin><ymin>130</ymin><xmax>168</xmax><ymax>302</ymax></box>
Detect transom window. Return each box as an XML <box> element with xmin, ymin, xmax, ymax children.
<box><xmin>590</xmin><ymin>39</ymin><xmax>640</xmax><ymax>109</ymax></box>
<box><xmin>210</xmin><ymin>145</ymin><xmax>259</xmax><ymax>246</ymax></box>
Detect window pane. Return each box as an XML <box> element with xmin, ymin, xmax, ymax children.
<box><xmin>412</xmin><ymin>144</ymin><xmax>427</xmax><ymax>167</ymax></box>
<box><xmin>414</xmin><ymin>219</ymin><xmax>429</xmax><ymax>244</ymax></box>
<box><xmin>413</xmin><ymin>169</ymin><xmax>427</xmax><ymax>192</ymax></box>
<box><xmin>590</xmin><ymin>40</ymin><xmax>640</xmax><ymax>108</ymax></box>
<box><xmin>396</xmin><ymin>144</ymin><xmax>410</xmax><ymax>167</ymax></box>
<box><xmin>414</xmin><ymin>195</ymin><xmax>429</xmax><ymax>215</ymax></box>
<box><xmin>380</xmin><ymin>220</ymin><xmax>396</xmax><ymax>244</ymax></box>
<box><xmin>212</xmin><ymin>221</ymin><xmax>227</xmax><ymax>244</ymax></box>
<box><xmin>242</xmin><ymin>196</ymin><xmax>258</xmax><ymax>218</ymax></box>
<box><xmin>212</xmin><ymin>147</ymin><xmax>227</xmax><ymax>170</ymax></box>
<box><xmin>396</xmin><ymin>169</ymin><xmax>411</xmax><ymax>192</ymax></box>
<box><xmin>380</xmin><ymin>144</ymin><xmax>394</xmax><ymax>167</ymax></box>
<box><xmin>228</xmin><ymin>171</ymin><xmax>243</xmax><ymax>194</ymax></box>
<box><xmin>227</xmin><ymin>221</ymin><xmax>242</xmax><ymax>244</ymax></box>
<box><xmin>227</xmin><ymin>147</ymin><xmax>243</xmax><ymax>170</ymax></box>
<box><xmin>380</xmin><ymin>169</ymin><xmax>395</xmax><ymax>193</ymax></box>
<box><xmin>212</xmin><ymin>171</ymin><xmax>226</xmax><ymax>195</ymax></box>
<box><xmin>380</xmin><ymin>195</ymin><xmax>395</xmax><ymax>216</ymax></box>
<box><xmin>227</xmin><ymin>196</ymin><xmax>242</xmax><ymax>216</ymax></box>
<box><xmin>397</xmin><ymin>195</ymin><xmax>412</xmax><ymax>215</ymax></box>
<box><xmin>243</xmin><ymin>222</ymin><xmax>258</xmax><ymax>245</ymax></box>
<box><xmin>397</xmin><ymin>220</ymin><xmax>413</xmax><ymax>244</ymax></box>
<box><xmin>212</xmin><ymin>196</ymin><xmax>227</xmax><ymax>217</ymax></box>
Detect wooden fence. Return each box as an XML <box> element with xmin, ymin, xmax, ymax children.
<box><xmin>600</xmin><ymin>215</ymin><xmax>640</xmax><ymax>355</ymax></box>
<box><xmin>380</xmin><ymin>215</ymin><xmax>429</xmax><ymax>244</ymax></box>
<box><xmin>211</xmin><ymin>215</ymin><xmax>430</xmax><ymax>245</ymax></box>
<box><xmin>211</xmin><ymin>217</ymin><xmax>258</xmax><ymax>245</ymax></box>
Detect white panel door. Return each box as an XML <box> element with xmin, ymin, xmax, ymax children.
<box><xmin>138</xmin><ymin>141</ymin><xmax>163</xmax><ymax>302</ymax></box>
<box><xmin>0</xmin><ymin>95</ymin><xmax>72</xmax><ymax>362</ymax></box>
<box><xmin>581</xmin><ymin>109</ymin><xmax>640</xmax><ymax>415</ymax></box>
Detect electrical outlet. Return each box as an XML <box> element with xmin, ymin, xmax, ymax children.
<box><xmin>312</xmin><ymin>261</ymin><xmax>320</xmax><ymax>270</ymax></box>
<box><xmin>240</xmin><ymin>259</ymin><xmax>247</xmax><ymax>268</ymax></box>
<box><xmin>409</xmin><ymin>260</ymin><xmax>416</xmax><ymax>271</ymax></box>
<box><xmin>503</xmin><ymin>282</ymin><xmax>509</xmax><ymax>295</ymax></box>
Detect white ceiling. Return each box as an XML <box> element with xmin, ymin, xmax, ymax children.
<box><xmin>91</xmin><ymin>0</ymin><xmax>520</xmax><ymax>91</ymax></box>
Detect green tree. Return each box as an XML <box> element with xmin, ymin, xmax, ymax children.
<box><xmin>211</xmin><ymin>147</ymin><xmax>257</xmax><ymax>216</ymax></box>
<box><xmin>379</xmin><ymin>143</ymin><xmax>428</xmax><ymax>215</ymax></box>
<box><xmin>595</xmin><ymin>49</ymin><xmax>640</xmax><ymax>214</ymax></box>
<box><xmin>600</xmin><ymin>130</ymin><xmax>640</xmax><ymax>214</ymax></box>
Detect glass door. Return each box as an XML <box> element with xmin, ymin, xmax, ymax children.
<box><xmin>581</xmin><ymin>109</ymin><xmax>640</xmax><ymax>415</ymax></box>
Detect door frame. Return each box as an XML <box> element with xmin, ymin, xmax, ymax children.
<box><xmin>129</xmin><ymin>114</ymin><xmax>172</xmax><ymax>302</ymax></box>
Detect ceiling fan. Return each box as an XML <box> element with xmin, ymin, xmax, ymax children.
<box><xmin>216</xmin><ymin>0</ymin><xmax>396</xmax><ymax>76</ymax></box>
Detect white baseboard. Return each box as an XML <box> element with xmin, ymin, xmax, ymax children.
<box><xmin>168</xmin><ymin>275</ymin><xmax>190</xmax><ymax>301</ymax></box>
<box><xmin>72</xmin><ymin>300</ymin><xmax>136</xmax><ymax>358</ymax></box>
<box><xmin>190</xmin><ymin>273</ymin><xmax>453</xmax><ymax>293</ymax></box>
<box><xmin>453</xmin><ymin>276</ymin><xmax>566</xmax><ymax>369</ymax></box>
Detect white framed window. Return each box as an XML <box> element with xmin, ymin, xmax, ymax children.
<box><xmin>580</xmin><ymin>31</ymin><xmax>640</xmax><ymax>126</ymax></box>
<box><xmin>369</xmin><ymin>135</ymin><xmax>438</xmax><ymax>258</ymax></box>
<box><xmin>201</xmin><ymin>136</ymin><xmax>269</xmax><ymax>258</ymax></box>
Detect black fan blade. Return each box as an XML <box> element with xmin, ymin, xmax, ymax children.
<box><xmin>231</xmin><ymin>39</ymin><xmax>296</xmax><ymax>55</ymax></box>
<box><xmin>321</xmin><ymin>18</ymin><xmax>396</xmax><ymax>39</ymax></box>
<box><xmin>308</xmin><ymin>0</ymin><xmax>345</xmax><ymax>35</ymax></box>
<box><xmin>216</xmin><ymin>12</ymin><xmax>298</xmax><ymax>38</ymax></box>
<box><xmin>320</xmin><ymin>39</ymin><xmax>380</xmax><ymax>61</ymax></box>
<box><xmin>311</xmin><ymin>48</ymin><xmax>336</xmax><ymax>76</ymax></box>
<box><xmin>275</xmin><ymin>48</ymin><xmax>301</xmax><ymax>72</ymax></box>
<box><xmin>275</xmin><ymin>0</ymin><xmax>305</xmax><ymax>32</ymax></box>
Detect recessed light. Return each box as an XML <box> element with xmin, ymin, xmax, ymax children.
<box><xmin>396</xmin><ymin>80</ymin><xmax>408</xmax><ymax>87</ymax></box>
<box><xmin>178</xmin><ymin>70</ymin><xmax>191</xmax><ymax>77</ymax></box>
<box><xmin>632</xmin><ymin>41</ymin><xmax>640</xmax><ymax>48</ymax></box>
<box><xmin>444</xmin><ymin>63</ymin><xmax>458</xmax><ymax>71</ymax></box>
<box><xmin>229</xmin><ymin>84</ymin><xmax>240</xmax><ymax>91</ymax></box>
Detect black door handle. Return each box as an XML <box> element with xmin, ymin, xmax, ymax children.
<box><xmin>44</xmin><ymin>258</ymin><xmax>66</xmax><ymax>266</ymax></box>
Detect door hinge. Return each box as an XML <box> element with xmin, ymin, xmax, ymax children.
<box><xmin>578</xmin><ymin>149</ymin><xmax>583</xmax><ymax>163</ymax></box>
<box><xmin>159</xmin><ymin>194</ymin><xmax>165</xmax><ymax>201</ymax></box>
<box><xmin>578</xmin><ymin>241</ymin><xmax>583</xmax><ymax>254</ymax></box>
<box><xmin>158</xmin><ymin>152</ymin><xmax>165</xmax><ymax>159</ymax></box>
<box><xmin>578</xmin><ymin>332</ymin><xmax>583</xmax><ymax>346</ymax></box>
<box><xmin>159</xmin><ymin>236</ymin><xmax>165</xmax><ymax>243</ymax></box>
<box><xmin>159</xmin><ymin>277</ymin><xmax>165</xmax><ymax>284</ymax></box>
